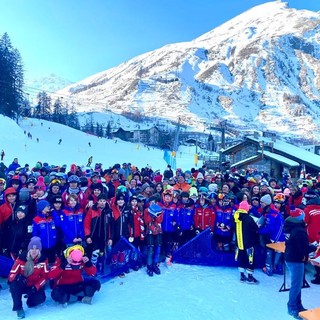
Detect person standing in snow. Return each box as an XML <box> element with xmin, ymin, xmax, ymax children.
<box><xmin>144</xmin><ymin>202</ymin><xmax>163</xmax><ymax>276</ymax></box>
<box><xmin>1</xmin><ymin>149</ymin><xmax>5</xmax><ymax>161</ymax></box>
<box><xmin>234</xmin><ymin>201</ymin><xmax>259</xmax><ymax>284</ymax></box>
<box><xmin>284</xmin><ymin>207</ymin><xmax>316</xmax><ymax>319</ymax></box>
<box><xmin>32</xmin><ymin>200</ymin><xmax>57</xmax><ymax>264</ymax></box>
<box><xmin>59</xmin><ymin>194</ymin><xmax>85</xmax><ymax>248</ymax></box>
<box><xmin>62</xmin><ymin>175</ymin><xmax>87</xmax><ymax>209</ymax></box>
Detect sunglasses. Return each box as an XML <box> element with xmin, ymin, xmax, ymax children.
<box><xmin>71</xmin><ymin>259</ymin><xmax>82</xmax><ymax>265</ymax></box>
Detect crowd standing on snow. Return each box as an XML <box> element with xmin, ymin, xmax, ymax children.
<box><xmin>0</xmin><ymin>158</ymin><xmax>320</xmax><ymax>319</ymax></box>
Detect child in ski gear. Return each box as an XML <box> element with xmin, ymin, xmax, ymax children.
<box><xmin>62</xmin><ymin>175</ymin><xmax>87</xmax><ymax>209</ymax></box>
<box><xmin>213</xmin><ymin>193</ymin><xmax>233</xmax><ymax>251</ymax></box>
<box><xmin>176</xmin><ymin>191</ymin><xmax>195</xmax><ymax>246</ymax></box>
<box><xmin>32</xmin><ymin>200</ymin><xmax>57</xmax><ymax>264</ymax></box>
<box><xmin>0</xmin><ymin>187</ymin><xmax>17</xmax><ymax>254</ymax></box>
<box><xmin>259</xmin><ymin>194</ymin><xmax>285</xmax><ymax>276</ymax></box>
<box><xmin>59</xmin><ymin>194</ymin><xmax>85</xmax><ymax>247</ymax></box>
<box><xmin>128</xmin><ymin>195</ymin><xmax>145</xmax><ymax>270</ymax></box>
<box><xmin>49</xmin><ymin>245</ymin><xmax>100</xmax><ymax>306</ymax></box>
<box><xmin>8</xmin><ymin>237</ymin><xmax>48</xmax><ymax>319</ymax></box>
<box><xmin>159</xmin><ymin>189</ymin><xmax>178</xmax><ymax>266</ymax></box>
<box><xmin>8</xmin><ymin>205</ymin><xmax>32</xmax><ymax>259</ymax></box>
<box><xmin>84</xmin><ymin>193</ymin><xmax>111</xmax><ymax>273</ymax></box>
<box><xmin>144</xmin><ymin>202</ymin><xmax>163</xmax><ymax>276</ymax></box>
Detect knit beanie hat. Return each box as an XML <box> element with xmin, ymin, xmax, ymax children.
<box><xmin>68</xmin><ymin>175</ymin><xmax>80</xmax><ymax>184</ymax></box>
<box><xmin>98</xmin><ymin>193</ymin><xmax>108</xmax><ymax>201</ymax></box>
<box><xmin>189</xmin><ymin>187</ymin><xmax>198</xmax><ymax>197</ymax></box>
<box><xmin>181</xmin><ymin>191</ymin><xmax>190</xmax><ymax>198</ymax></box>
<box><xmin>19</xmin><ymin>187</ymin><xmax>30</xmax><ymax>202</ymax></box>
<box><xmin>28</xmin><ymin>236</ymin><xmax>42</xmax><ymax>251</ymax></box>
<box><xmin>260</xmin><ymin>194</ymin><xmax>272</xmax><ymax>205</ymax></box>
<box><xmin>208</xmin><ymin>183</ymin><xmax>218</xmax><ymax>193</ymax></box>
<box><xmin>196</xmin><ymin>172</ymin><xmax>204</xmax><ymax>180</ymax></box>
<box><xmin>251</xmin><ymin>195</ymin><xmax>260</xmax><ymax>202</ymax></box>
<box><xmin>15</xmin><ymin>205</ymin><xmax>28</xmax><ymax>216</ymax></box>
<box><xmin>154</xmin><ymin>175</ymin><xmax>162</xmax><ymax>183</ymax></box>
<box><xmin>289</xmin><ymin>206</ymin><xmax>305</xmax><ymax>221</ymax></box>
<box><xmin>116</xmin><ymin>194</ymin><xmax>126</xmax><ymax>202</ymax></box>
<box><xmin>52</xmin><ymin>195</ymin><xmax>63</xmax><ymax>204</ymax></box>
<box><xmin>239</xmin><ymin>201</ymin><xmax>250</xmax><ymax>212</ymax></box>
<box><xmin>37</xmin><ymin>200</ymin><xmax>50</xmax><ymax>212</ymax></box>
<box><xmin>35</xmin><ymin>176</ymin><xmax>46</xmax><ymax>192</ymax></box>
<box><xmin>69</xmin><ymin>249</ymin><xmax>83</xmax><ymax>265</ymax></box>
<box><xmin>141</xmin><ymin>183</ymin><xmax>150</xmax><ymax>192</ymax></box>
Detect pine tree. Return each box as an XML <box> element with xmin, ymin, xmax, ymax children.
<box><xmin>67</xmin><ymin>104</ymin><xmax>80</xmax><ymax>130</ymax></box>
<box><xmin>0</xmin><ymin>33</ymin><xmax>24</xmax><ymax>119</ymax></box>
<box><xmin>52</xmin><ymin>98</ymin><xmax>64</xmax><ymax>124</ymax></box>
<box><xmin>106</xmin><ymin>121</ymin><xmax>111</xmax><ymax>138</ymax></box>
<box><xmin>36</xmin><ymin>91</ymin><xmax>51</xmax><ymax>120</ymax></box>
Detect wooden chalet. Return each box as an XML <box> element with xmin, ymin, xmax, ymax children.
<box><xmin>222</xmin><ymin>134</ymin><xmax>320</xmax><ymax>179</ymax></box>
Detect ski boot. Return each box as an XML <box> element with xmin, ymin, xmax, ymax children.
<box><xmin>153</xmin><ymin>263</ymin><xmax>161</xmax><ymax>275</ymax></box>
<box><xmin>246</xmin><ymin>274</ymin><xmax>259</xmax><ymax>284</ymax></box>
<box><xmin>273</xmin><ymin>264</ymin><xmax>284</xmax><ymax>275</ymax></box>
<box><xmin>240</xmin><ymin>272</ymin><xmax>247</xmax><ymax>283</ymax></box>
<box><xmin>16</xmin><ymin>309</ymin><xmax>25</xmax><ymax>319</ymax></box>
<box><xmin>147</xmin><ymin>265</ymin><xmax>153</xmax><ymax>277</ymax></box>
<box><xmin>262</xmin><ymin>265</ymin><xmax>273</xmax><ymax>276</ymax></box>
<box><xmin>82</xmin><ymin>296</ymin><xmax>93</xmax><ymax>305</ymax></box>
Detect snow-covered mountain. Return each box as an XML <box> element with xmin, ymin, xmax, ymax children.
<box><xmin>25</xmin><ymin>73</ymin><xmax>73</xmax><ymax>100</ymax></box>
<box><xmin>57</xmin><ymin>1</ymin><xmax>320</xmax><ymax>141</ymax></box>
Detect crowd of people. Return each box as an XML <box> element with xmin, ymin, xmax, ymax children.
<box><xmin>0</xmin><ymin>158</ymin><xmax>320</xmax><ymax>319</ymax></box>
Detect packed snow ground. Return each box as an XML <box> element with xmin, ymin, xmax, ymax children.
<box><xmin>0</xmin><ymin>264</ymin><xmax>319</xmax><ymax>320</ymax></box>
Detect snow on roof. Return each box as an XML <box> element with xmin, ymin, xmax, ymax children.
<box><xmin>257</xmin><ymin>150</ymin><xmax>300</xmax><ymax>167</ymax></box>
<box><xmin>231</xmin><ymin>155</ymin><xmax>260</xmax><ymax>168</ymax></box>
<box><xmin>246</xmin><ymin>136</ymin><xmax>320</xmax><ymax>167</ymax></box>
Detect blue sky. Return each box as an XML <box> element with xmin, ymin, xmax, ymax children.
<box><xmin>0</xmin><ymin>0</ymin><xmax>319</xmax><ymax>83</ymax></box>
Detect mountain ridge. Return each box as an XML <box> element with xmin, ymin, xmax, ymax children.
<box><xmin>56</xmin><ymin>1</ymin><xmax>320</xmax><ymax>142</ymax></box>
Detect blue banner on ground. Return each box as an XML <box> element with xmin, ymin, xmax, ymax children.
<box><xmin>173</xmin><ymin>228</ymin><xmax>265</xmax><ymax>268</ymax></box>
<box><xmin>99</xmin><ymin>237</ymin><xmax>144</xmax><ymax>281</ymax></box>
<box><xmin>0</xmin><ymin>254</ymin><xmax>14</xmax><ymax>277</ymax></box>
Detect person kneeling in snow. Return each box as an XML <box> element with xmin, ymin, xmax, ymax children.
<box><xmin>8</xmin><ymin>236</ymin><xmax>49</xmax><ymax>319</ymax></box>
<box><xmin>49</xmin><ymin>245</ymin><xmax>101</xmax><ymax>306</ymax></box>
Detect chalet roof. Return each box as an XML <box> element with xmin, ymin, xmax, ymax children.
<box><xmin>231</xmin><ymin>155</ymin><xmax>261</xmax><ymax>168</ymax></box>
<box><xmin>257</xmin><ymin>151</ymin><xmax>300</xmax><ymax>167</ymax></box>
<box><xmin>246</xmin><ymin>136</ymin><xmax>320</xmax><ymax>170</ymax></box>
<box><xmin>222</xmin><ymin>141</ymin><xmax>246</xmax><ymax>154</ymax></box>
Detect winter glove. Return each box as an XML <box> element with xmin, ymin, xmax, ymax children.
<box><xmin>16</xmin><ymin>274</ymin><xmax>27</xmax><ymax>288</ymax></box>
<box><xmin>28</xmin><ymin>285</ymin><xmax>37</xmax><ymax>294</ymax></box>
<box><xmin>83</xmin><ymin>256</ymin><xmax>93</xmax><ymax>268</ymax></box>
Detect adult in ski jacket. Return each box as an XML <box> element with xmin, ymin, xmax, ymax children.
<box><xmin>58</xmin><ymin>194</ymin><xmax>85</xmax><ymax>247</ymax></box>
